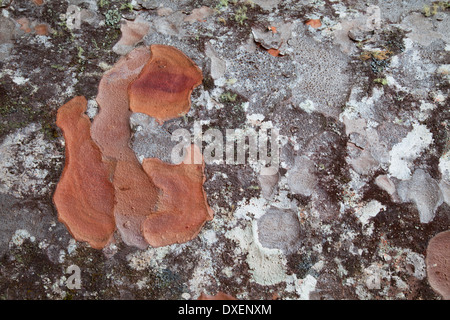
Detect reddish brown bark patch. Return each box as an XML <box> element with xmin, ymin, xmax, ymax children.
<box><xmin>55</xmin><ymin>46</ymin><xmax>212</xmax><ymax>250</ymax></box>
<box><xmin>426</xmin><ymin>230</ymin><xmax>450</xmax><ymax>299</ymax></box>
<box><xmin>92</xmin><ymin>47</ymin><xmax>151</xmax><ymax>161</ymax></box>
<box><xmin>141</xmin><ymin>145</ymin><xmax>213</xmax><ymax>247</ymax></box>
<box><xmin>128</xmin><ymin>44</ymin><xmax>203</xmax><ymax>124</ymax></box>
<box><xmin>91</xmin><ymin>46</ymin><xmax>160</xmax><ymax>249</ymax></box>
<box><xmin>53</xmin><ymin>96</ymin><xmax>116</xmax><ymax>249</ymax></box>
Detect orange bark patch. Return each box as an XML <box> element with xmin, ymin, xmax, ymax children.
<box><xmin>55</xmin><ymin>46</ymin><xmax>212</xmax><ymax>250</ymax></box>
<box><xmin>92</xmin><ymin>47</ymin><xmax>151</xmax><ymax>162</ymax></box>
<box><xmin>128</xmin><ymin>44</ymin><xmax>203</xmax><ymax>124</ymax></box>
<box><xmin>91</xmin><ymin>46</ymin><xmax>159</xmax><ymax>249</ymax></box>
<box><xmin>141</xmin><ymin>145</ymin><xmax>214</xmax><ymax>247</ymax></box>
<box><xmin>305</xmin><ymin>19</ymin><xmax>322</xmax><ymax>29</ymax></box>
<box><xmin>53</xmin><ymin>96</ymin><xmax>116</xmax><ymax>249</ymax></box>
<box><xmin>32</xmin><ymin>0</ymin><xmax>44</xmax><ymax>5</ymax></box>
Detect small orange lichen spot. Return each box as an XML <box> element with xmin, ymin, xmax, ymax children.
<box><xmin>32</xmin><ymin>0</ymin><xmax>44</xmax><ymax>5</ymax></box>
<box><xmin>16</xmin><ymin>17</ymin><xmax>32</xmax><ymax>33</ymax></box>
<box><xmin>305</xmin><ymin>19</ymin><xmax>322</xmax><ymax>29</ymax></box>
<box><xmin>53</xmin><ymin>96</ymin><xmax>116</xmax><ymax>250</ymax></box>
<box><xmin>268</xmin><ymin>26</ymin><xmax>277</xmax><ymax>34</ymax></box>
<box><xmin>141</xmin><ymin>144</ymin><xmax>214</xmax><ymax>247</ymax></box>
<box><xmin>34</xmin><ymin>24</ymin><xmax>48</xmax><ymax>36</ymax></box>
<box><xmin>198</xmin><ymin>292</ymin><xmax>237</xmax><ymax>300</ymax></box>
<box><xmin>267</xmin><ymin>48</ymin><xmax>281</xmax><ymax>57</ymax></box>
<box><xmin>128</xmin><ymin>44</ymin><xmax>203</xmax><ymax>124</ymax></box>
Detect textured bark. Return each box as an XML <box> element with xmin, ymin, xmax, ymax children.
<box><xmin>55</xmin><ymin>46</ymin><xmax>211</xmax><ymax>250</ymax></box>
<box><xmin>142</xmin><ymin>145</ymin><xmax>213</xmax><ymax>247</ymax></box>
<box><xmin>53</xmin><ymin>96</ymin><xmax>116</xmax><ymax>249</ymax></box>
<box><xmin>91</xmin><ymin>46</ymin><xmax>159</xmax><ymax>249</ymax></box>
<box><xmin>129</xmin><ymin>44</ymin><xmax>203</xmax><ymax>124</ymax></box>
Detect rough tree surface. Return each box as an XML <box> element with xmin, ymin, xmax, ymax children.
<box><xmin>0</xmin><ymin>0</ymin><xmax>449</xmax><ymax>300</ymax></box>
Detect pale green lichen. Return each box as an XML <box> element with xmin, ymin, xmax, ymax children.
<box><xmin>220</xmin><ymin>91</ymin><xmax>237</xmax><ymax>102</ymax></box>
<box><xmin>423</xmin><ymin>1</ymin><xmax>449</xmax><ymax>17</ymax></box>
<box><xmin>105</xmin><ymin>9</ymin><xmax>121</xmax><ymax>28</ymax></box>
<box><xmin>373</xmin><ymin>77</ymin><xmax>388</xmax><ymax>85</ymax></box>
<box><xmin>234</xmin><ymin>5</ymin><xmax>248</xmax><ymax>25</ymax></box>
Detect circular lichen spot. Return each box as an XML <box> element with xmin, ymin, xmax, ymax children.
<box><xmin>256</xmin><ymin>207</ymin><xmax>302</xmax><ymax>253</ymax></box>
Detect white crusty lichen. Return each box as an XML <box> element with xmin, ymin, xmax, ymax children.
<box><xmin>405</xmin><ymin>249</ymin><xmax>426</xmax><ymax>280</ymax></box>
<box><xmin>200</xmin><ymin>229</ymin><xmax>218</xmax><ymax>245</ymax></box>
<box><xmin>298</xmin><ymin>99</ymin><xmax>316</xmax><ymax>114</ymax></box>
<box><xmin>298</xmin><ymin>274</ymin><xmax>318</xmax><ymax>299</ymax></box>
<box><xmin>126</xmin><ymin>245</ymin><xmax>171</xmax><ymax>271</ymax></box>
<box><xmin>439</xmin><ymin>149</ymin><xmax>450</xmax><ymax>183</ymax></box>
<box><xmin>355</xmin><ymin>200</ymin><xmax>386</xmax><ymax>225</ymax></box>
<box><xmin>388</xmin><ymin>123</ymin><xmax>433</xmax><ymax>180</ymax></box>
<box><xmin>0</xmin><ymin>123</ymin><xmax>62</xmax><ymax>198</ymax></box>
<box><xmin>9</xmin><ymin>229</ymin><xmax>35</xmax><ymax>247</ymax></box>
<box><xmin>187</xmin><ymin>251</ymin><xmax>215</xmax><ymax>297</ymax></box>
<box><xmin>225</xmin><ymin>196</ymin><xmax>291</xmax><ymax>286</ymax></box>
<box><xmin>340</xmin><ymin>86</ymin><xmax>384</xmax><ymax>121</ymax></box>
<box><xmin>226</xmin><ymin>223</ymin><xmax>287</xmax><ymax>286</ymax></box>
